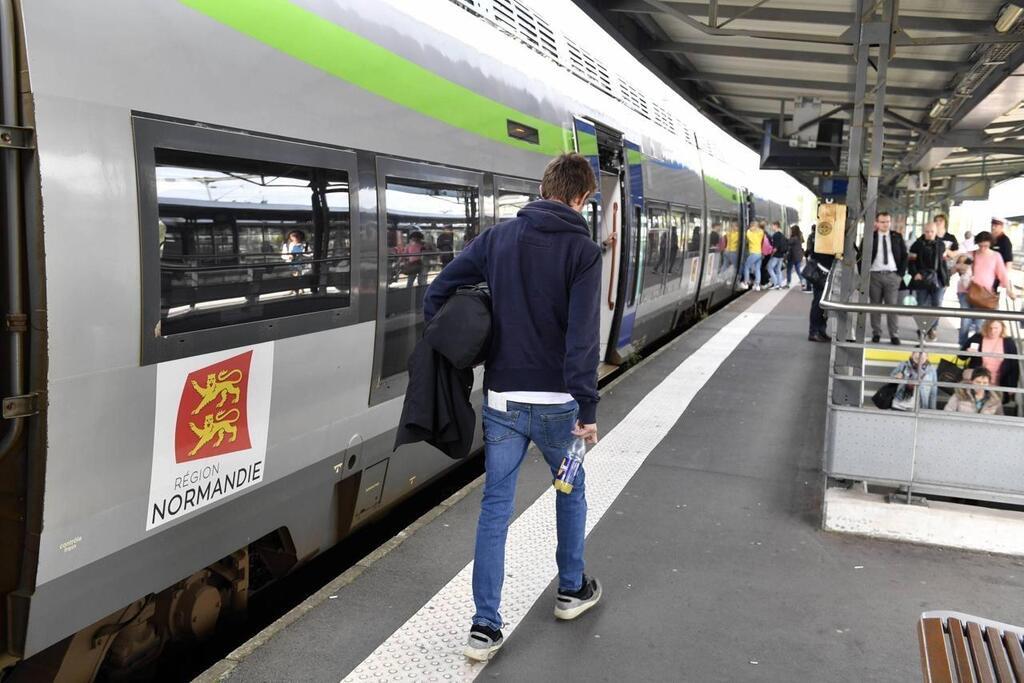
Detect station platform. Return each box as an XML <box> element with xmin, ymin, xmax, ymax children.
<box><xmin>201</xmin><ymin>290</ymin><xmax>1024</xmax><ymax>683</ymax></box>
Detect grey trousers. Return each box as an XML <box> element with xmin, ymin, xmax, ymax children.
<box><xmin>869</xmin><ymin>270</ymin><xmax>901</xmax><ymax>337</ymax></box>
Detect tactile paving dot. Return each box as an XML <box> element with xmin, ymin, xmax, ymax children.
<box><xmin>341</xmin><ymin>296</ymin><xmax>780</xmax><ymax>682</ymax></box>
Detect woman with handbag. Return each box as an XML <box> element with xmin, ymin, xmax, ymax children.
<box><xmin>960</xmin><ymin>319</ymin><xmax>1020</xmax><ymax>399</ymax></box>
<box><xmin>966</xmin><ymin>231</ymin><xmax>1016</xmax><ymax>310</ymax></box>
<box><xmin>908</xmin><ymin>222</ymin><xmax>948</xmax><ymax>340</ymax></box>
<box><xmin>890</xmin><ymin>351</ymin><xmax>938</xmax><ymax>411</ymax></box>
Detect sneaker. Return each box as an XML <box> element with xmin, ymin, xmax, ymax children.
<box><xmin>753</xmin><ymin>284</ymin><xmax>761</xmax><ymax>292</ymax></box>
<box><xmin>926</xmin><ymin>329</ymin><xmax>937</xmax><ymax>341</ymax></box>
<box><xmin>554</xmin><ymin>575</ymin><xmax>602</xmax><ymax>620</ymax></box>
<box><xmin>871</xmin><ymin>334</ymin><xmax>881</xmax><ymax>344</ymax></box>
<box><xmin>464</xmin><ymin>624</ymin><xmax>504</xmax><ymax>662</ymax></box>
<box><xmin>782</xmin><ymin>284</ymin><xmax>791</xmax><ymax>289</ymax></box>
<box><xmin>891</xmin><ymin>335</ymin><xmax>901</xmax><ymax>346</ymax></box>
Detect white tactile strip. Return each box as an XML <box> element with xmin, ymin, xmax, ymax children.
<box><xmin>342</xmin><ymin>291</ymin><xmax>788</xmax><ymax>682</ymax></box>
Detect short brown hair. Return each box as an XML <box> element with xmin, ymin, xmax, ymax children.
<box><xmin>540</xmin><ymin>153</ymin><xmax>597</xmax><ymax>204</ymax></box>
<box><xmin>933</xmin><ymin>213</ymin><xmax>947</xmax><ymax>224</ymax></box>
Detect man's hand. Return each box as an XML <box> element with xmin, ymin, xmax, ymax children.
<box><xmin>573</xmin><ymin>422</ymin><xmax>598</xmax><ymax>445</ymax></box>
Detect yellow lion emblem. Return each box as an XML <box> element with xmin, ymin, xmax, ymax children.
<box><xmin>190</xmin><ymin>369</ymin><xmax>243</xmax><ymax>415</ymax></box>
<box><xmin>188</xmin><ymin>409</ymin><xmax>240</xmax><ymax>457</ymax></box>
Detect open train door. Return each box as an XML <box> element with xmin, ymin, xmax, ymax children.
<box><xmin>607</xmin><ymin>138</ymin><xmax>643</xmax><ymax>363</ymax></box>
<box><xmin>572</xmin><ymin>117</ymin><xmax>617</xmax><ymax>364</ymax></box>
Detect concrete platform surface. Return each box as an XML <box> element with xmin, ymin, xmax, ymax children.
<box><xmin>209</xmin><ymin>290</ymin><xmax>1024</xmax><ymax>683</ymax></box>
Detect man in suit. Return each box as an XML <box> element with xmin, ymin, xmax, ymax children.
<box><xmin>860</xmin><ymin>211</ymin><xmax>908</xmax><ymax>345</ymax></box>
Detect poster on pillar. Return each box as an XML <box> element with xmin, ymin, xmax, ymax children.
<box><xmin>815</xmin><ymin>203</ymin><xmax>846</xmax><ymax>256</ymax></box>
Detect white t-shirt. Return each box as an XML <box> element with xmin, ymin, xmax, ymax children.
<box><xmin>488</xmin><ymin>390</ymin><xmax>574</xmax><ymax>411</ymax></box>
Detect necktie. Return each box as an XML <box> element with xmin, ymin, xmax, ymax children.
<box><xmin>883</xmin><ymin>235</ymin><xmax>889</xmax><ymax>265</ymax></box>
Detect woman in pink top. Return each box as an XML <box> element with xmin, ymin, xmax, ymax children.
<box><xmin>969</xmin><ymin>231</ymin><xmax>1015</xmax><ymax>299</ymax></box>
<box><xmin>960</xmin><ymin>319</ymin><xmax>1020</xmax><ymax>401</ymax></box>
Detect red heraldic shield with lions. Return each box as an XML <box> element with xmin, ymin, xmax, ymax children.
<box><xmin>174</xmin><ymin>351</ymin><xmax>253</xmax><ymax>463</ymax></box>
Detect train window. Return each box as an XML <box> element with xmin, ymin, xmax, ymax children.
<box><xmin>685</xmin><ymin>210</ymin><xmax>703</xmax><ymax>257</ymax></box>
<box><xmin>380</xmin><ymin>177</ymin><xmax>480</xmax><ymax>379</ymax></box>
<box><xmin>668</xmin><ymin>209</ymin><xmax>685</xmax><ymax>274</ymax></box>
<box><xmin>628</xmin><ymin>205</ymin><xmax>643</xmax><ymax>306</ymax></box>
<box><xmin>581</xmin><ymin>200</ymin><xmax>598</xmax><ymax>241</ymax></box>
<box><xmin>155</xmin><ymin>149</ymin><xmax>351</xmax><ymax>337</ymax></box>
<box><xmin>644</xmin><ymin>208</ymin><xmax>668</xmax><ymax>297</ymax></box>
<box><xmin>498</xmin><ymin>189</ymin><xmax>539</xmax><ymax>221</ymax></box>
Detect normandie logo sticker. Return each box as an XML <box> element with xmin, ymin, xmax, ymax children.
<box><xmin>174</xmin><ymin>351</ymin><xmax>253</xmax><ymax>463</ymax></box>
<box><xmin>147</xmin><ymin>343</ymin><xmax>273</xmax><ymax>530</ymax></box>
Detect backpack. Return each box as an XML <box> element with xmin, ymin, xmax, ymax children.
<box><xmin>761</xmin><ymin>234</ymin><xmax>774</xmax><ymax>256</ymax></box>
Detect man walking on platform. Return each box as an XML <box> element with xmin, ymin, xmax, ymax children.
<box><xmin>423</xmin><ymin>153</ymin><xmax>603</xmax><ymax>662</ymax></box>
<box><xmin>861</xmin><ymin>211</ymin><xmax>907</xmax><ymax>345</ymax></box>
<box><xmin>991</xmin><ymin>216</ymin><xmax>1014</xmax><ymax>264</ymax></box>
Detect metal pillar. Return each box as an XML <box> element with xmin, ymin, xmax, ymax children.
<box><xmin>834</xmin><ymin>0</ymin><xmax>895</xmax><ymax>407</ymax></box>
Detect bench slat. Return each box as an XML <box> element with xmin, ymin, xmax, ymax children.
<box><xmin>1005</xmin><ymin>631</ymin><xmax>1024</xmax><ymax>682</ymax></box>
<box><xmin>949</xmin><ymin>618</ymin><xmax>975</xmax><ymax>683</ymax></box>
<box><xmin>987</xmin><ymin>626</ymin><xmax>1015</xmax><ymax>683</ymax></box>
<box><xmin>920</xmin><ymin>617</ymin><xmax>955</xmax><ymax>683</ymax></box>
<box><xmin>969</xmin><ymin>621</ymin><xmax>998</xmax><ymax>683</ymax></box>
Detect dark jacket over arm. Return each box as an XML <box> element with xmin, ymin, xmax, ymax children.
<box><xmin>422</xmin><ymin>200</ymin><xmax>602</xmax><ymax>424</ymax></box>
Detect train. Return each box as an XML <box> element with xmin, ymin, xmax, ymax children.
<box><xmin>0</xmin><ymin>0</ymin><xmax>811</xmax><ymax>679</ymax></box>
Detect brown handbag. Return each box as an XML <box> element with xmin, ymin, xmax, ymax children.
<box><xmin>967</xmin><ymin>281</ymin><xmax>999</xmax><ymax>309</ymax></box>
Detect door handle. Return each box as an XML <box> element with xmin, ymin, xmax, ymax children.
<box><xmin>606</xmin><ymin>202</ymin><xmax>618</xmax><ymax>311</ymax></box>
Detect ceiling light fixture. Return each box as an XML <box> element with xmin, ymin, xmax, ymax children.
<box><xmin>995</xmin><ymin>3</ymin><xmax>1024</xmax><ymax>33</ymax></box>
<box><xmin>929</xmin><ymin>98</ymin><xmax>950</xmax><ymax>119</ymax></box>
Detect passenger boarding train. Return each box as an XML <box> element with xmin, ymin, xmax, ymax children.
<box><xmin>0</xmin><ymin>0</ymin><xmax>808</xmax><ymax>679</ymax></box>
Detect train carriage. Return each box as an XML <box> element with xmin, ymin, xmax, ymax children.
<box><xmin>0</xmin><ymin>0</ymin><xmax>809</xmax><ymax>678</ymax></box>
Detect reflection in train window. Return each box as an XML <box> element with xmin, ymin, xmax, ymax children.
<box><xmin>581</xmin><ymin>200</ymin><xmax>598</xmax><ymax>241</ymax></box>
<box><xmin>628</xmin><ymin>205</ymin><xmax>643</xmax><ymax>306</ymax></box>
<box><xmin>685</xmin><ymin>210</ymin><xmax>703</xmax><ymax>257</ymax></box>
<box><xmin>381</xmin><ymin>177</ymin><xmax>480</xmax><ymax>379</ymax></box>
<box><xmin>498</xmin><ymin>189</ymin><xmax>539</xmax><ymax>221</ymax></box>
<box><xmin>155</xmin><ymin>149</ymin><xmax>351</xmax><ymax>336</ymax></box>
<box><xmin>668</xmin><ymin>209</ymin><xmax>685</xmax><ymax>274</ymax></box>
<box><xmin>643</xmin><ymin>207</ymin><xmax>668</xmax><ymax>298</ymax></box>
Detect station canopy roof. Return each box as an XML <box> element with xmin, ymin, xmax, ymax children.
<box><xmin>571</xmin><ymin>0</ymin><xmax>1024</xmax><ymax>203</ymax></box>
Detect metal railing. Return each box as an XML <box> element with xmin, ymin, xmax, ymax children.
<box><xmin>817</xmin><ymin>262</ymin><xmax>1024</xmax><ymax>505</ymax></box>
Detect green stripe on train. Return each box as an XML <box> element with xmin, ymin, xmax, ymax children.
<box><xmin>705</xmin><ymin>175</ymin><xmax>740</xmax><ymax>203</ymax></box>
<box><xmin>179</xmin><ymin>0</ymin><xmax>568</xmax><ymax>156</ymax></box>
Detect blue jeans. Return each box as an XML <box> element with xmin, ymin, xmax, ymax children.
<box><xmin>914</xmin><ymin>286</ymin><xmax>945</xmax><ymax>332</ymax></box>
<box><xmin>743</xmin><ymin>254</ymin><xmax>762</xmax><ymax>285</ymax></box>
<box><xmin>721</xmin><ymin>251</ymin><xmax>738</xmax><ymax>273</ymax></box>
<box><xmin>787</xmin><ymin>258</ymin><xmax>805</xmax><ymax>286</ymax></box>
<box><xmin>767</xmin><ymin>257</ymin><xmax>784</xmax><ymax>287</ymax></box>
<box><xmin>472</xmin><ymin>400</ymin><xmax>585</xmax><ymax>630</ymax></box>
<box><xmin>957</xmin><ymin>291</ymin><xmax>979</xmax><ymax>346</ymax></box>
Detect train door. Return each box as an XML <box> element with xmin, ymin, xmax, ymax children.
<box><xmin>609</xmin><ymin>139</ymin><xmax>643</xmax><ymax>360</ymax></box>
<box><xmin>573</xmin><ymin>117</ymin><xmax>629</xmax><ymax>363</ymax></box>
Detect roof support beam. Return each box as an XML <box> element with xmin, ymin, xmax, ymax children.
<box><xmin>646</xmin><ymin>41</ymin><xmax>962</xmax><ymax>71</ymax></box>
<box><xmin>705</xmin><ymin>90</ymin><xmax>933</xmax><ymax>111</ymax></box>
<box><xmin>606</xmin><ymin>1</ymin><xmax>990</xmax><ymax>34</ymax></box>
<box><xmin>613</xmin><ymin>0</ymin><xmax>1024</xmax><ymax>48</ymax></box>
<box><xmin>676</xmin><ymin>72</ymin><xmax>942</xmax><ymax>98</ymax></box>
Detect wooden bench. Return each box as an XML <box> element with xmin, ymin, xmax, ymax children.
<box><xmin>919</xmin><ymin>611</ymin><xmax>1024</xmax><ymax>682</ymax></box>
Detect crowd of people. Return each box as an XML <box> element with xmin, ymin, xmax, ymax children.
<box><xmin>781</xmin><ymin>209</ymin><xmax>1022</xmax><ymax>415</ymax></box>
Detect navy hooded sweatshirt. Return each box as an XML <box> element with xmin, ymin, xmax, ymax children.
<box><xmin>422</xmin><ymin>199</ymin><xmax>602</xmax><ymax>424</ymax></box>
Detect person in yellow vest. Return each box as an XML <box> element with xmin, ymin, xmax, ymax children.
<box><xmin>743</xmin><ymin>221</ymin><xmax>766</xmax><ymax>291</ymax></box>
<box><xmin>721</xmin><ymin>221</ymin><xmax>740</xmax><ymax>273</ymax></box>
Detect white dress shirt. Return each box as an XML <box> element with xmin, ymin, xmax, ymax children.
<box><xmin>871</xmin><ymin>232</ymin><xmax>897</xmax><ymax>272</ymax></box>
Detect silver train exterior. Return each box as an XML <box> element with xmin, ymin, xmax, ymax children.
<box><xmin>0</xmin><ymin>0</ymin><xmax>808</xmax><ymax>678</ymax></box>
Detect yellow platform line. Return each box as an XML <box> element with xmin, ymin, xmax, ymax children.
<box><xmin>864</xmin><ymin>348</ymin><xmax>958</xmax><ymax>363</ymax></box>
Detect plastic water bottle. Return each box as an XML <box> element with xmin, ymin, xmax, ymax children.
<box><xmin>553</xmin><ymin>437</ymin><xmax>587</xmax><ymax>494</ymax></box>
